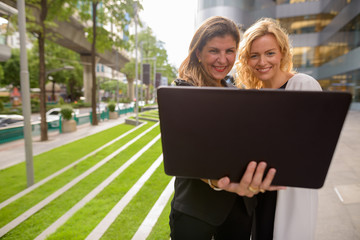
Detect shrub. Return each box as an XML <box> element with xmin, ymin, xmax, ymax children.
<box><xmin>73</xmin><ymin>101</ymin><xmax>91</xmax><ymax>108</ymax></box>
<box><xmin>119</xmin><ymin>97</ymin><xmax>131</xmax><ymax>103</ymax></box>
<box><xmin>60</xmin><ymin>105</ymin><xmax>73</xmax><ymax>120</ymax></box>
<box><xmin>108</xmin><ymin>102</ymin><xmax>116</xmax><ymax>112</ymax></box>
<box><xmin>59</xmin><ymin>97</ymin><xmax>65</xmax><ymax>105</ymax></box>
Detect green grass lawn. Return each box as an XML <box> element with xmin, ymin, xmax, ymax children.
<box><xmin>0</xmin><ymin>123</ymin><xmax>137</xmax><ymax>202</ymax></box>
<box><xmin>0</xmin><ymin>111</ymin><xmax>173</xmax><ymax>240</ymax></box>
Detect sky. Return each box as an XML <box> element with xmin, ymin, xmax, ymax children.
<box><xmin>139</xmin><ymin>0</ymin><xmax>197</xmax><ymax>69</ymax></box>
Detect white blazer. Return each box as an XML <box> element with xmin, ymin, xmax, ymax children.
<box><xmin>273</xmin><ymin>73</ymin><xmax>322</xmax><ymax>240</ymax></box>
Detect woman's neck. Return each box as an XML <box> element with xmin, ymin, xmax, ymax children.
<box><xmin>262</xmin><ymin>72</ymin><xmax>294</xmax><ymax>89</ymax></box>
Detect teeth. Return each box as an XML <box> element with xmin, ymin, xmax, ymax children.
<box><xmin>257</xmin><ymin>67</ymin><xmax>270</xmax><ymax>72</ymax></box>
<box><xmin>215</xmin><ymin>66</ymin><xmax>225</xmax><ymax>69</ymax></box>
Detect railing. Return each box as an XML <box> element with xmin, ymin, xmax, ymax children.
<box><xmin>0</xmin><ymin>107</ymin><xmax>134</xmax><ymax>144</ymax></box>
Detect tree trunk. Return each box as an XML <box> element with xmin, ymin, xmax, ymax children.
<box><xmin>51</xmin><ymin>80</ymin><xmax>55</xmax><ymax>101</ymax></box>
<box><xmin>69</xmin><ymin>78</ymin><xmax>75</xmax><ymax>102</ymax></box>
<box><xmin>39</xmin><ymin>0</ymin><xmax>48</xmax><ymax>141</ymax></box>
<box><xmin>127</xmin><ymin>78</ymin><xmax>134</xmax><ymax>101</ymax></box>
<box><xmin>91</xmin><ymin>1</ymin><xmax>98</xmax><ymax>125</ymax></box>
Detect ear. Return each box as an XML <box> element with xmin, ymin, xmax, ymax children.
<box><xmin>196</xmin><ymin>49</ymin><xmax>201</xmax><ymax>62</ymax></box>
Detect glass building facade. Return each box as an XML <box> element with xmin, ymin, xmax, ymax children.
<box><xmin>196</xmin><ymin>0</ymin><xmax>360</xmax><ymax>102</ymax></box>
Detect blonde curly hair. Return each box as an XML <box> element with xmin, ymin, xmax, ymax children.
<box><xmin>236</xmin><ymin>18</ymin><xmax>295</xmax><ymax>89</ymax></box>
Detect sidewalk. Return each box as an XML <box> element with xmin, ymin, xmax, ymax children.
<box><xmin>0</xmin><ymin>112</ymin><xmax>135</xmax><ymax>170</ymax></box>
<box><xmin>316</xmin><ymin>109</ymin><xmax>360</xmax><ymax>239</ymax></box>
<box><xmin>0</xmin><ymin>109</ymin><xmax>359</xmax><ymax>239</ymax></box>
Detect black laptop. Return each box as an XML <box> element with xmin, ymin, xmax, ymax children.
<box><xmin>157</xmin><ymin>86</ymin><xmax>352</xmax><ymax>189</ymax></box>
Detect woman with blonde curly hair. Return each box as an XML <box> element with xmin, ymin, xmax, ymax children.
<box><xmin>236</xmin><ymin>18</ymin><xmax>297</xmax><ymax>89</ymax></box>
<box><xmin>236</xmin><ymin>18</ymin><xmax>322</xmax><ymax>240</ymax></box>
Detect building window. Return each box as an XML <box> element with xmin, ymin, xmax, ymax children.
<box><xmin>276</xmin><ymin>0</ymin><xmax>320</xmax><ymax>4</ymax></box>
<box><xmin>294</xmin><ymin>13</ymin><xmax>360</xmax><ymax>68</ymax></box>
<box><xmin>278</xmin><ymin>14</ymin><xmax>336</xmax><ymax>34</ymax></box>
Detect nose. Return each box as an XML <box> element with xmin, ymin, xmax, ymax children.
<box><xmin>217</xmin><ymin>52</ymin><xmax>227</xmax><ymax>64</ymax></box>
<box><xmin>258</xmin><ymin>55</ymin><xmax>266</xmax><ymax>65</ymax></box>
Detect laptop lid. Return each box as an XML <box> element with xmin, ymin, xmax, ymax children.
<box><xmin>157</xmin><ymin>86</ymin><xmax>352</xmax><ymax>189</ymax></box>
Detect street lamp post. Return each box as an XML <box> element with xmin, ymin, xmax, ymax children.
<box><xmin>134</xmin><ymin>1</ymin><xmax>139</xmax><ymax>126</ymax></box>
<box><xmin>139</xmin><ymin>42</ymin><xmax>143</xmax><ymax>103</ymax></box>
<box><xmin>153</xmin><ymin>58</ymin><xmax>156</xmax><ymax>101</ymax></box>
<box><xmin>17</xmin><ymin>0</ymin><xmax>33</xmax><ymax>187</ymax></box>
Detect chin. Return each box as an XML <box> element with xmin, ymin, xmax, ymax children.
<box><xmin>256</xmin><ymin>75</ymin><xmax>270</xmax><ymax>82</ymax></box>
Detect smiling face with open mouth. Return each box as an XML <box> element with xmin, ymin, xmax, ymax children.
<box><xmin>196</xmin><ymin>35</ymin><xmax>237</xmax><ymax>85</ymax></box>
<box><xmin>247</xmin><ymin>33</ymin><xmax>285</xmax><ymax>88</ymax></box>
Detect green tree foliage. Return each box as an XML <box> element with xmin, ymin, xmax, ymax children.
<box><xmin>0</xmin><ymin>41</ymin><xmax>83</xmax><ymax>95</ymax></box>
<box><xmin>121</xmin><ymin>27</ymin><xmax>178</xmax><ymax>101</ymax></box>
<box><xmin>0</xmin><ymin>63</ymin><xmax>5</xmax><ymax>86</ymax></box>
<box><xmin>43</xmin><ymin>41</ymin><xmax>83</xmax><ymax>101</ymax></box>
<box><xmin>100</xmin><ymin>80</ymin><xmax>128</xmax><ymax>101</ymax></box>
<box><xmin>77</xmin><ymin>0</ymin><xmax>140</xmax><ymax>125</ymax></box>
<box><xmin>78</xmin><ymin>0</ymin><xmax>140</xmax><ymax>52</ymax></box>
<box><xmin>0</xmin><ymin>49</ymin><xmax>20</xmax><ymax>87</ymax></box>
<box><xmin>22</xmin><ymin>0</ymin><xmax>79</xmax><ymax>141</ymax></box>
<box><xmin>138</xmin><ymin>27</ymin><xmax>177</xmax><ymax>83</ymax></box>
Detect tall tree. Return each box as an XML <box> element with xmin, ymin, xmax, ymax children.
<box><xmin>79</xmin><ymin>0</ymin><xmax>139</xmax><ymax>125</ymax></box>
<box><xmin>91</xmin><ymin>1</ymin><xmax>98</xmax><ymax>125</ymax></box>
<box><xmin>22</xmin><ymin>0</ymin><xmax>77</xmax><ymax>141</ymax></box>
<box><xmin>121</xmin><ymin>58</ymin><xmax>136</xmax><ymax>101</ymax></box>
<box><xmin>17</xmin><ymin>0</ymin><xmax>135</xmax><ymax>137</ymax></box>
<box><xmin>45</xmin><ymin>41</ymin><xmax>83</xmax><ymax>98</ymax></box>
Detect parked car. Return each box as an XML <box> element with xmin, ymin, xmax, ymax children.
<box><xmin>97</xmin><ymin>102</ymin><xmax>107</xmax><ymax>113</ymax></box>
<box><xmin>38</xmin><ymin>108</ymin><xmax>80</xmax><ymax>128</ymax></box>
<box><xmin>0</xmin><ymin>114</ymin><xmax>24</xmax><ymax>127</ymax></box>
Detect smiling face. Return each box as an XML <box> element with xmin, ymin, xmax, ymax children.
<box><xmin>247</xmin><ymin>34</ymin><xmax>286</xmax><ymax>88</ymax></box>
<box><xmin>196</xmin><ymin>35</ymin><xmax>237</xmax><ymax>84</ymax></box>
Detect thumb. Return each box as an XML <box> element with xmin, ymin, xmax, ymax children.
<box><xmin>217</xmin><ymin>176</ymin><xmax>230</xmax><ymax>188</ymax></box>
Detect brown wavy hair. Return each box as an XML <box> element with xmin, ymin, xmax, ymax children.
<box><xmin>178</xmin><ymin>16</ymin><xmax>240</xmax><ymax>86</ymax></box>
<box><xmin>235</xmin><ymin>18</ymin><xmax>295</xmax><ymax>89</ymax></box>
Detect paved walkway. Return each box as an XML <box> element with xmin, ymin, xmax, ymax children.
<box><xmin>0</xmin><ymin>109</ymin><xmax>359</xmax><ymax>239</ymax></box>
<box><xmin>315</xmin><ymin>109</ymin><xmax>360</xmax><ymax>239</ymax></box>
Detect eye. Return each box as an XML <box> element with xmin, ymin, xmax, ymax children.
<box><xmin>266</xmin><ymin>51</ymin><xmax>275</xmax><ymax>56</ymax></box>
<box><xmin>249</xmin><ymin>54</ymin><xmax>258</xmax><ymax>59</ymax></box>
<box><xmin>226</xmin><ymin>49</ymin><xmax>235</xmax><ymax>54</ymax></box>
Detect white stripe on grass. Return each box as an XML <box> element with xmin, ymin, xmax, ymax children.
<box><xmin>132</xmin><ymin>177</ymin><xmax>174</xmax><ymax>240</ymax></box>
<box><xmin>85</xmin><ymin>154</ymin><xmax>164</xmax><ymax>240</ymax></box>
<box><xmin>34</xmin><ymin>134</ymin><xmax>161</xmax><ymax>240</ymax></box>
<box><xmin>0</xmin><ymin>122</ymin><xmax>147</xmax><ymax>210</ymax></box>
<box><xmin>0</xmin><ymin>122</ymin><xmax>159</xmax><ymax>238</ymax></box>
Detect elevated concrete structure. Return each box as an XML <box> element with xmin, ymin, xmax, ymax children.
<box><xmin>3</xmin><ymin>0</ymin><xmax>130</xmax><ymax>103</ymax></box>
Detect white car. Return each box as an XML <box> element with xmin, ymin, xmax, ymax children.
<box><xmin>97</xmin><ymin>103</ymin><xmax>107</xmax><ymax>113</ymax></box>
<box><xmin>39</xmin><ymin>108</ymin><xmax>80</xmax><ymax>128</ymax></box>
<box><xmin>0</xmin><ymin>114</ymin><xmax>24</xmax><ymax>127</ymax></box>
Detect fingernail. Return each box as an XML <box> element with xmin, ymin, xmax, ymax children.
<box><xmin>259</xmin><ymin>162</ymin><xmax>267</xmax><ymax>168</ymax></box>
<box><xmin>269</xmin><ymin>168</ymin><xmax>276</xmax><ymax>174</ymax></box>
